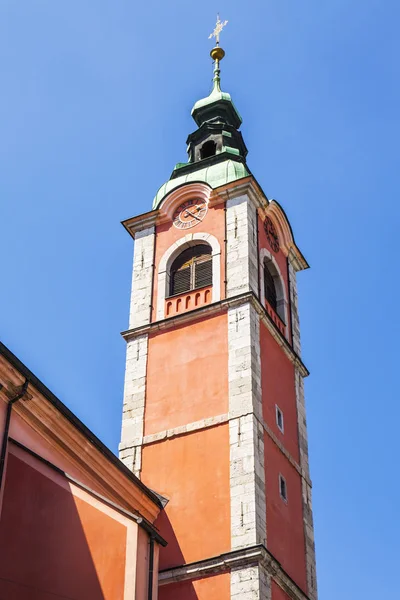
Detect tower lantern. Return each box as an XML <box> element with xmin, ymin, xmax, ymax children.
<box><xmin>119</xmin><ymin>19</ymin><xmax>318</xmax><ymax>600</ymax></box>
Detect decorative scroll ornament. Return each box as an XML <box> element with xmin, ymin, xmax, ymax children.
<box><xmin>264</xmin><ymin>217</ymin><xmax>280</xmax><ymax>253</ymax></box>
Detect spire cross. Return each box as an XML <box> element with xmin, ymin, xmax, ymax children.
<box><xmin>208</xmin><ymin>14</ymin><xmax>228</xmax><ymax>46</ymax></box>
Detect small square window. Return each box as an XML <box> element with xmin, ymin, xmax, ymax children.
<box><xmin>279</xmin><ymin>475</ymin><xmax>287</xmax><ymax>502</ymax></box>
<box><xmin>276</xmin><ymin>405</ymin><xmax>284</xmax><ymax>433</ymax></box>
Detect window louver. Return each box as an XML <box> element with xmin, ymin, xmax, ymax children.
<box><xmin>171</xmin><ymin>266</ymin><xmax>191</xmax><ymax>295</ymax></box>
<box><xmin>169</xmin><ymin>244</ymin><xmax>213</xmax><ymax>297</ymax></box>
<box><xmin>264</xmin><ymin>267</ymin><xmax>277</xmax><ymax>311</ymax></box>
<box><xmin>194</xmin><ymin>258</ymin><xmax>212</xmax><ymax>289</ymax></box>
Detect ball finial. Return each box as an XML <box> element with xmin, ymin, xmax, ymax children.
<box><xmin>210</xmin><ymin>46</ymin><xmax>225</xmax><ymax>61</ymax></box>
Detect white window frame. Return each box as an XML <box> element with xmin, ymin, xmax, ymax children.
<box><xmin>279</xmin><ymin>474</ymin><xmax>288</xmax><ymax>503</ymax></box>
<box><xmin>275</xmin><ymin>405</ymin><xmax>284</xmax><ymax>433</ymax></box>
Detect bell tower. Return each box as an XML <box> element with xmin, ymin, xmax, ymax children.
<box><xmin>119</xmin><ymin>19</ymin><xmax>318</xmax><ymax>600</ymax></box>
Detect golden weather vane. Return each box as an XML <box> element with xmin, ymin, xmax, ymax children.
<box><xmin>208</xmin><ymin>14</ymin><xmax>228</xmax><ymax>46</ymax></box>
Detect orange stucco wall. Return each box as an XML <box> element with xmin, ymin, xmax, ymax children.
<box><xmin>261</xmin><ymin>320</ymin><xmax>306</xmax><ymax>591</ymax></box>
<box><xmin>260</xmin><ymin>323</ymin><xmax>300</xmax><ymax>463</ymax></box>
<box><xmin>141</xmin><ymin>424</ymin><xmax>231</xmax><ymax>570</ymax></box>
<box><xmin>264</xmin><ymin>434</ymin><xmax>307</xmax><ymax>592</ymax></box>
<box><xmin>271</xmin><ymin>579</ymin><xmax>292</xmax><ymax>600</ymax></box>
<box><xmin>151</xmin><ymin>202</ymin><xmax>226</xmax><ymax>322</ymax></box>
<box><xmin>145</xmin><ymin>313</ymin><xmax>228</xmax><ymax>435</ymax></box>
<box><xmin>159</xmin><ymin>573</ymin><xmax>230</xmax><ymax>600</ymax></box>
<box><xmin>0</xmin><ymin>451</ymin><xmax>128</xmax><ymax>599</ymax></box>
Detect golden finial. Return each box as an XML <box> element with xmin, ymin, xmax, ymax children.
<box><xmin>209</xmin><ymin>14</ymin><xmax>227</xmax><ymax>61</ymax></box>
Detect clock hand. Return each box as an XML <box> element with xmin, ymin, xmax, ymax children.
<box><xmin>184</xmin><ymin>209</ymin><xmax>201</xmax><ymax>222</ymax></box>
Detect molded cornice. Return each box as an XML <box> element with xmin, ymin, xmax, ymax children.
<box><xmin>159</xmin><ymin>543</ymin><xmax>311</xmax><ymax>600</ymax></box>
<box><xmin>121</xmin><ymin>292</ymin><xmax>309</xmax><ymax>378</ymax></box>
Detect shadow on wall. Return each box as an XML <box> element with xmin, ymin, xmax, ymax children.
<box><xmin>159</xmin><ymin>580</ymin><xmax>200</xmax><ymax>599</ymax></box>
<box><xmin>155</xmin><ymin>511</ymin><xmax>199</xmax><ymax>599</ymax></box>
<box><xmin>156</xmin><ymin>509</ymin><xmax>185</xmax><ymax>570</ymax></box>
<box><xmin>0</xmin><ymin>453</ymin><xmax>111</xmax><ymax>600</ymax></box>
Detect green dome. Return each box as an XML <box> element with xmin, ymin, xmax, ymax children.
<box><xmin>190</xmin><ymin>74</ymin><xmax>242</xmax><ymax>130</ymax></box>
<box><xmin>191</xmin><ymin>86</ymin><xmax>242</xmax><ymax>129</ymax></box>
<box><xmin>152</xmin><ymin>160</ymin><xmax>250</xmax><ymax>209</ymax></box>
<box><xmin>192</xmin><ymin>88</ymin><xmax>233</xmax><ymax>112</ymax></box>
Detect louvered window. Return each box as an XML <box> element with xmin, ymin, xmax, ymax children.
<box><xmin>169</xmin><ymin>245</ymin><xmax>212</xmax><ymax>297</ymax></box>
<box><xmin>264</xmin><ymin>266</ymin><xmax>277</xmax><ymax>311</ymax></box>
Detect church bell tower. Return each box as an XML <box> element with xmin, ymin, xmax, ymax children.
<box><xmin>119</xmin><ymin>19</ymin><xmax>318</xmax><ymax>600</ymax></box>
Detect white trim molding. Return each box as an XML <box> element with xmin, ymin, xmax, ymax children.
<box><xmin>156</xmin><ymin>232</ymin><xmax>221</xmax><ymax>320</ymax></box>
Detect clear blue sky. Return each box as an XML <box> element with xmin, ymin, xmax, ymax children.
<box><xmin>1</xmin><ymin>1</ymin><xmax>398</xmax><ymax>597</ymax></box>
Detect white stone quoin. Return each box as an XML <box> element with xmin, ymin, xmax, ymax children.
<box><xmin>226</xmin><ymin>195</ymin><xmax>259</xmax><ymax>298</ymax></box>
<box><xmin>129</xmin><ymin>226</ymin><xmax>155</xmax><ymax>329</ymax></box>
<box><xmin>119</xmin><ymin>334</ymin><xmax>149</xmax><ymax>477</ymax></box>
<box><xmin>228</xmin><ymin>303</ymin><xmax>266</xmax><ymax>554</ymax></box>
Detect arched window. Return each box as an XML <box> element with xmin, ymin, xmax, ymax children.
<box><xmin>262</xmin><ymin>255</ymin><xmax>287</xmax><ymax>326</ymax></box>
<box><xmin>169</xmin><ymin>244</ymin><xmax>212</xmax><ymax>296</ymax></box>
<box><xmin>264</xmin><ymin>266</ymin><xmax>277</xmax><ymax>311</ymax></box>
<box><xmin>200</xmin><ymin>140</ymin><xmax>217</xmax><ymax>160</ymax></box>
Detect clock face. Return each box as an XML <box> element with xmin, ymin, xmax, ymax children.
<box><xmin>173</xmin><ymin>198</ymin><xmax>208</xmax><ymax>229</ymax></box>
<box><xmin>264</xmin><ymin>217</ymin><xmax>279</xmax><ymax>252</ymax></box>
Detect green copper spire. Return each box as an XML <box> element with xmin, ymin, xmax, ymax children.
<box><xmin>152</xmin><ymin>16</ymin><xmax>250</xmax><ymax>210</ymax></box>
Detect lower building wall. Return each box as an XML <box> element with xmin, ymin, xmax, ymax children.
<box><xmin>271</xmin><ymin>579</ymin><xmax>292</xmax><ymax>600</ymax></box>
<box><xmin>0</xmin><ymin>447</ymin><xmax>140</xmax><ymax>600</ymax></box>
<box><xmin>264</xmin><ymin>434</ymin><xmax>307</xmax><ymax>592</ymax></box>
<box><xmin>141</xmin><ymin>423</ymin><xmax>231</xmax><ymax>570</ymax></box>
<box><xmin>159</xmin><ymin>573</ymin><xmax>230</xmax><ymax>600</ymax></box>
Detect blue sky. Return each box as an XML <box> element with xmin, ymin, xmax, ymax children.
<box><xmin>1</xmin><ymin>1</ymin><xmax>399</xmax><ymax>598</ymax></box>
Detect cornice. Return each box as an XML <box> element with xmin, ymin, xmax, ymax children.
<box><xmin>14</xmin><ymin>397</ymin><xmax>160</xmax><ymax>522</ymax></box>
<box><xmin>121</xmin><ymin>210</ymin><xmax>158</xmax><ymax>240</ymax></box>
<box><xmin>9</xmin><ymin>438</ymin><xmax>167</xmax><ymax>547</ymax></box>
<box><xmin>121</xmin><ymin>292</ymin><xmax>309</xmax><ymax>378</ymax></box>
<box><xmin>212</xmin><ymin>176</ymin><xmax>266</xmax><ymax>211</ymax></box>
<box><xmin>159</xmin><ymin>543</ymin><xmax>310</xmax><ymax>600</ymax></box>
<box><xmin>0</xmin><ymin>345</ymin><xmax>165</xmax><ymax>522</ymax></box>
